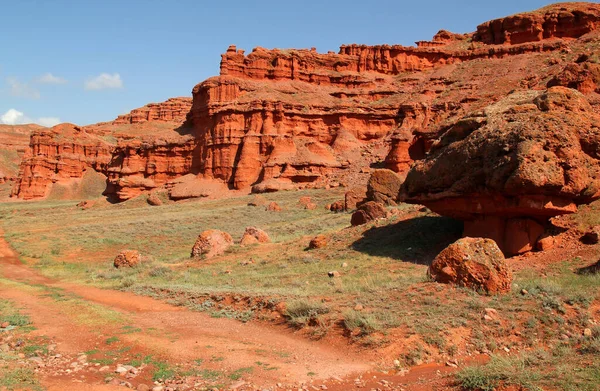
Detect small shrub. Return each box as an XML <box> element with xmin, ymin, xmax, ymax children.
<box><xmin>343</xmin><ymin>310</ymin><xmax>380</xmax><ymax>335</ymax></box>
<box><xmin>283</xmin><ymin>299</ymin><xmax>329</xmax><ymax>328</ymax></box>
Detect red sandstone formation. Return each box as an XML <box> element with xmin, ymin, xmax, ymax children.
<box><xmin>0</xmin><ymin>124</ymin><xmax>42</xmax><ymax>184</ymax></box>
<box><xmin>10</xmin><ymin>3</ymin><xmax>600</xmax><ymax>202</ymax></box>
<box><xmin>11</xmin><ymin>124</ymin><xmax>112</xmax><ymax>200</ymax></box>
<box><xmin>474</xmin><ymin>2</ymin><xmax>600</xmax><ymax>45</ymax></box>
<box><xmin>400</xmin><ymin>87</ymin><xmax>600</xmax><ymax>255</ymax></box>
<box><xmin>112</xmin><ymin>98</ymin><xmax>192</xmax><ymax>124</ymax></box>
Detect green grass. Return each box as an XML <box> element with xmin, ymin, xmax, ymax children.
<box><xmin>0</xmin><ymin>300</ymin><xmax>32</xmax><ymax>329</ymax></box>
<box><xmin>0</xmin><ymin>368</ymin><xmax>42</xmax><ymax>391</ymax></box>
<box><xmin>283</xmin><ymin>299</ymin><xmax>330</xmax><ymax>328</ymax></box>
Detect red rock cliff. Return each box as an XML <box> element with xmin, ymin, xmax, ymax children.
<box><xmin>11</xmin><ymin>2</ymin><xmax>600</xmax><ymax>201</ymax></box>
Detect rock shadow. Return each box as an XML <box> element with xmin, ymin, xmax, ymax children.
<box><xmin>351</xmin><ymin>215</ymin><xmax>463</xmax><ymax>266</ymax></box>
<box><xmin>577</xmin><ymin>261</ymin><xmax>600</xmax><ymax>275</ymax></box>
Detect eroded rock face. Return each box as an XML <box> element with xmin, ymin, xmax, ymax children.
<box><xmin>11</xmin><ymin>124</ymin><xmax>113</xmax><ymax>200</ymax></box>
<box><xmin>113</xmin><ymin>98</ymin><xmax>192</xmax><ymax>124</ymax></box>
<box><xmin>114</xmin><ymin>250</ymin><xmax>141</xmax><ymax>268</ymax></box>
<box><xmin>191</xmin><ymin>230</ymin><xmax>233</xmax><ymax>259</ymax></box>
<box><xmin>474</xmin><ymin>3</ymin><xmax>600</xmax><ymax>45</ymax></box>
<box><xmin>0</xmin><ymin>124</ymin><xmax>40</xmax><ymax>185</ymax></box>
<box><xmin>428</xmin><ymin>237</ymin><xmax>512</xmax><ymax>294</ymax></box>
<box><xmin>401</xmin><ymin>87</ymin><xmax>600</xmax><ymax>255</ymax></box>
<box><xmin>11</xmin><ymin>3</ymin><xmax>600</xmax><ymax>202</ymax></box>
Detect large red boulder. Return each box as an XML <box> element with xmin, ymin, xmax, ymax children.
<box><xmin>400</xmin><ymin>88</ymin><xmax>600</xmax><ymax>255</ymax></box>
<box><xmin>191</xmin><ymin>230</ymin><xmax>233</xmax><ymax>259</ymax></box>
<box><xmin>428</xmin><ymin>237</ymin><xmax>512</xmax><ymax>294</ymax></box>
<box><xmin>366</xmin><ymin>169</ymin><xmax>402</xmax><ymax>205</ymax></box>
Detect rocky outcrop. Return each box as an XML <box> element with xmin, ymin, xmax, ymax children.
<box><xmin>400</xmin><ymin>87</ymin><xmax>600</xmax><ymax>255</ymax></box>
<box><xmin>105</xmin><ymin>137</ymin><xmax>200</xmax><ymax>201</ymax></box>
<box><xmin>113</xmin><ymin>98</ymin><xmax>192</xmax><ymax>124</ymax></box>
<box><xmin>12</xmin><ymin>100</ymin><xmax>197</xmax><ymax>201</ymax></box>
<box><xmin>428</xmin><ymin>237</ymin><xmax>512</xmax><ymax>294</ymax></box>
<box><xmin>0</xmin><ymin>124</ymin><xmax>42</xmax><ymax>184</ymax></box>
<box><xmin>11</xmin><ymin>124</ymin><xmax>112</xmax><ymax>200</ymax></box>
<box><xmin>11</xmin><ymin>3</ymin><xmax>600</xmax><ymax>202</ymax></box>
<box><xmin>474</xmin><ymin>3</ymin><xmax>600</xmax><ymax>45</ymax></box>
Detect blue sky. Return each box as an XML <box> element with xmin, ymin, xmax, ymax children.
<box><xmin>1</xmin><ymin>0</ymin><xmax>555</xmax><ymax>126</ymax></box>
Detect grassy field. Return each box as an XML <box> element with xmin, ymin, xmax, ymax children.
<box><xmin>1</xmin><ymin>190</ymin><xmax>599</xmax><ymax>389</ymax></box>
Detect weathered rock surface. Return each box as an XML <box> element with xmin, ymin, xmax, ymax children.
<box><xmin>191</xmin><ymin>230</ymin><xmax>233</xmax><ymax>259</ymax></box>
<box><xmin>351</xmin><ymin>201</ymin><xmax>387</xmax><ymax>226</ymax></box>
<box><xmin>474</xmin><ymin>2</ymin><xmax>600</xmax><ymax>45</ymax></box>
<box><xmin>401</xmin><ymin>87</ymin><xmax>600</xmax><ymax>255</ymax></box>
<box><xmin>240</xmin><ymin>227</ymin><xmax>270</xmax><ymax>246</ymax></box>
<box><xmin>345</xmin><ymin>187</ymin><xmax>367</xmax><ymax>211</ymax></box>
<box><xmin>112</xmin><ymin>98</ymin><xmax>192</xmax><ymax>124</ymax></box>
<box><xmin>366</xmin><ymin>169</ymin><xmax>403</xmax><ymax>205</ymax></box>
<box><xmin>11</xmin><ymin>124</ymin><xmax>112</xmax><ymax>200</ymax></box>
<box><xmin>428</xmin><ymin>237</ymin><xmax>512</xmax><ymax>294</ymax></box>
<box><xmin>114</xmin><ymin>250</ymin><xmax>141</xmax><ymax>268</ymax></box>
<box><xmin>0</xmin><ymin>124</ymin><xmax>40</xmax><ymax>185</ymax></box>
<box><xmin>309</xmin><ymin>235</ymin><xmax>328</xmax><ymax>249</ymax></box>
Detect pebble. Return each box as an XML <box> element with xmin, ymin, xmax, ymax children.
<box><xmin>584</xmin><ymin>328</ymin><xmax>593</xmax><ymax>337</ymax></box>
<box><xmin>1</xmin><ymin>321</ymin><xmax>10</xmax><ymax>328</ymax></box>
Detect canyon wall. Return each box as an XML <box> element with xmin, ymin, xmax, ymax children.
<box><xmin>10</xmin><ymin>2</ymin><xmax>600</xmax><ymax>201</ymax></box>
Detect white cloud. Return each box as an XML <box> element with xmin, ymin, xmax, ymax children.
<box><xmin>7</xmin><ymin>77</ymin><xmax>40</xmax><ymax>99</ymax></box>
<box><xmin>37</xmin><ymin>117</ymin><xmax>61</xmax><ymax>127</ymax></box>
<box><xmin>84</xmin><ymin>73</ymin><xmax>123</xmax><ymax>90</ymax></box>
<box><xmin>37</xmin><ymin>73</ymin><xmax>67</xmax><ymax>84</ymax></box>
<box><xmin>0</xmin><ymin>109</ymin><xmax>27</xmax><ymax>125</ymax></box>
<box><xmin>0</xmin><ymin>108</ymin><xmax>61</xmax><ymax>127</ymax></box>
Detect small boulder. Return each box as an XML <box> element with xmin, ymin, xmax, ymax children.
<box><xmin>309</xmin><ymin>235</ymin><xmax>328</xmax><ymax>249</ymax></box>
<box><xmin>537</xmin><ymin>235</ymin><xmax>558</xmax><ymax>251</ymax></box>
<box><xmin>114</xmin><ymin>250</ymin><xmax>141</xmax><ymax>268</ymax></box>
<box><xmin>240</xmin><ymin>227</ymin><xmax>270</xmax><ymax>246</ymax></box>
<box><xmin>367</xmin><ymin>169</ymin><xmax>402</xmax><ymax>205</ymax></box>
<box><xmin>304</xmin><ymin>202</ymin><xmax>317</xmax><ymax>210</ymax></box>
<box><xmin>345</xmin><ymin>187</ymin><xmax>367</xmax><ymax>211</ymax></box>
<box><xmin>328</xmin><ymin>200</ymin><xmax>346</xmax><ymax>213</ymax></box>
<box><xmin>1</xmin><ymin>321</ymin><xmax>9</xmax><ymax>328</ymax></box>
<box><xmin>191</xmin><ymin>230</ymin><xmax>233</xmax><ymax>259</ymax></box>
<box><xmin>350</xmin><ymin>201</ymin><xmax>387</xmax><ymax>226</ymax></box>
<box><xmin>298</xmin><ymin>196</ymin><xmax>312</xmax><ymax>207</ymax></box>
<box><xmin>147</xmin><ymin>194</ymin><xmax>162</xmax><ymax>206</ymax></box>
<box><xmin>266</xmin><ymin>202</ymin><xmax>282</xmax><ymax>212</ymax></box>
<box><xmin>328</xmin><ymin>271</ymin><xmax>341</xmax><ymax>278</ymax></box>
<box><xmin>428</xmin><ymin>237</ymin><xmax>513</xmax><ymax>294</ymax></box>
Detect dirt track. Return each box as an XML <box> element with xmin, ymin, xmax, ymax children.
<box><xmin>0</xmin><ymin>230</ymin><xmax>459</xmax><ymax>390</ymax></box>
